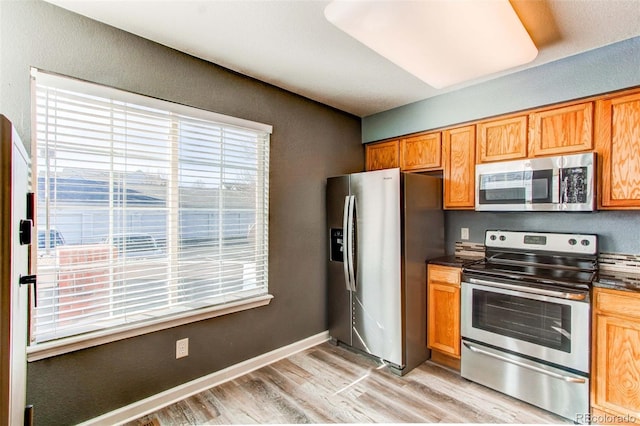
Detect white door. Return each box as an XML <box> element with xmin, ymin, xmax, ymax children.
<box><xmin>1</xmin><ymin>117</ymin><xmax>30</xmax><ymax>426</ymax></box>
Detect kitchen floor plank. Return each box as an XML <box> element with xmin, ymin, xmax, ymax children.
<box><xmin>127</xmin><ymin>342</ymin><xmax>570</xmax><ymax>425</ymax></box>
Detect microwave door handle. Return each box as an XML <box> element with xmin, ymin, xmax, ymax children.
<box><xmin>522</xmin><ymin>167</ymin><xmax>532</xmax><ymax>206</ymax></box>
<box><xmin>553</xmin><ymin>169</ymin><xmax>561</xmax><ymax>204</ymax></box>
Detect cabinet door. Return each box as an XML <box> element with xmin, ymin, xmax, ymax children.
<box><xmin>596</xmin><ymin>90</ymin><xmax>640</xmax><ymax>209</ymax></box>
<box><xmin>401</xmin><ymin>132</ymin><xmax>441</xmax><ymax>171</ymax></box>
<box><xmin>528</xmin><ymin>102</ymin><xmax>593</xmax><ymax>157</ymax></box>
<box><xmin>443</xmin><ymin>125</ymin><xmax>475</xmax><ymax>209</ymax></box>
<box><xmin>593</xmin><ymin>313</ymin><xmax>640</xmax><ymax>421</ymax></box>
<box><xmin>476</xmin><ymin>115</ymin><xmax>527</xmax><ymax>163</ymax></box>
<box><xmin>427</xmin><ymin>265</ymin><xmax>461</xmax><ymax>358</ymax></box>
<box><xmin>365</xmin><ymin>140</ymin><xmax>400</xmax><ymax>171</ymax></box>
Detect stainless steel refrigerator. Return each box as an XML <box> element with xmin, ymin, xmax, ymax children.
<box><xmin>327</xmin><ymin>168</ymin><xmax>444</xmax><ymax>375</ymax></box>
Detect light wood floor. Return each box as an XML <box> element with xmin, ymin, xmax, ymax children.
<box><xmin>127</xmin><ymin>342</ymin><xmax>568</xmax><ymax>425</ymax></box>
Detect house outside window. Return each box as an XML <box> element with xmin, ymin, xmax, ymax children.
<box><xmin>31</xmin><ymin>69</ymin><xmax>271</xmax><ymax>345</ymax></box>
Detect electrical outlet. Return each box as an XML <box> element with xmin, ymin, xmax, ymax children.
<box><xmin>461</xmin><ymin>227</ymin><xmax>469</xmax><ymax>240</ymax></box>
<box><xmin>176</xmin><ymin>338</ymin><xmax>189</xmax><ymax>359</ymax></box>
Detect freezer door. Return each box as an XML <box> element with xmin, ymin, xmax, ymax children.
<box><xmin>350</xmin><ymin>169</ymin><xmax>402</xmax><ymax>366</ymax></box>
<box><xmin>326</xmin><ymin>175</ymin><xmax>352</xmax><ymax>346</ymax></box>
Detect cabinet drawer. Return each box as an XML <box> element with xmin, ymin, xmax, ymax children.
<box><xmin>595</xmin><ymin>288</ymin><xmax>640</xmax><ymax>319</ymax></box>
<box><xmin>428</xmin><ymin>264</ymin><xmax>460</xmax><ymax>286</ymax></box>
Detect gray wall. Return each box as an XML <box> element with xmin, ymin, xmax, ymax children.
<box><xmin>445</xmin><ymin>211</ymin><xmax>640</xmax><ymax>255</ymax></box>
<box><xmin>363</xmin><ymin>36</ymin><xmax>640</xmax><ymax>143</ymax></box>
<box><xmin>361</xmin><ymin>36</ymin><xmax>640</xmax><ymax>258</ymax></box>
<box><xmin>1</xmin><ymin>1</ymin><xmax>363</xmax><ymax>424</ymax></box>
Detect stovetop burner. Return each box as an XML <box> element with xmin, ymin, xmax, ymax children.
<box><xmin>462</xmin><ymin>230</ymin><xmax>598</xmax><ymax>290</ymax></box>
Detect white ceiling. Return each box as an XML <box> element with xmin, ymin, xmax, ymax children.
<box><xmin>45</xmin><ymin>0</ymin><xmax>640</xmax><ymax>117</ymax></box>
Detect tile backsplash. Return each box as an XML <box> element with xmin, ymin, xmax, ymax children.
<box><xmin>454</xmin><ymin>241</ymin><xmax>485</xmax><ymax>258</ymax></box>
<box><xmin>454</xmin><ymin>241</ymin><xmax>640</xmax><ymax>276</ymax></box>
<box><xmin>598</xmin><ymin>252</ymin><xmax>640</xmax><ymax>274</ymax></box>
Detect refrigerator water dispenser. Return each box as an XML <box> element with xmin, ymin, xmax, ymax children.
<box><xmin>330</xmin><ymin>228</ymin><xmax>344</xmax><ymax>262</ymax></box>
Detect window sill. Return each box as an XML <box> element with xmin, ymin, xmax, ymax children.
<box><xmin>26</xmin><ymin>294</ymin><xmax>274</xmax><ymax>362</ymax></box>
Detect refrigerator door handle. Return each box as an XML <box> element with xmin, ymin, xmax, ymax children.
<box><xmin>342</xmin><ymin>195</ymin><xmax>352</xmax><ymax>291</ymax></box>
<box><xmin>346</xmin><ymin>195</ymin><xmax>356</xmax><ymax>291</ymax></box>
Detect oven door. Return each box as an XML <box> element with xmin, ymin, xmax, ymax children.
<box><xmin>461</xmin><ymin>277</ymin><xmax>590</xmax><ymax>374</ymax></box>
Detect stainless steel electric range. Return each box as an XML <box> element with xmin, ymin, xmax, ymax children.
<box><xmin>461</xmin><ymin>230</ymin><xmax>598</xmax><ymax>422</ymax></box>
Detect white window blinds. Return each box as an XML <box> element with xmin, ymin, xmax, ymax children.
<box><xmin>32</xmin><ymin>69</ymin><xmax>270</xmax><ymax>343</ymax></box>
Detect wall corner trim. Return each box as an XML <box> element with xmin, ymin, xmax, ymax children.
<box><xmin>77</xmin><ymin>331</ymin><xmax>330</xmax><ymax>425</ymax></box>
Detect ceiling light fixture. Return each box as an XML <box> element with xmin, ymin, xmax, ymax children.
<box><xmin>324</xmin><ymin>0</ymin><xmax>538</xmax><ymax>89</ymax></box>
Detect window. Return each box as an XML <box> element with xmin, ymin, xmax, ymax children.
<box><xmin>31</xmin><ymin>69</ymin><xmax>271</xmax><ymax>345</ymax></box>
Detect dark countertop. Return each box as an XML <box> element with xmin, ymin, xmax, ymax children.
<box><xmin>595</xmin><ymin>271</ymin><xmax>640</xmax><ymax>293</ymax></box>
<box><xmin>427</xmin><ymin>255</ymin><xmax>483</xmax><ymax>268</ymax></box>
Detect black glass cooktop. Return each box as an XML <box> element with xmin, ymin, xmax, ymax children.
<box><xmin>462</xmin><ymin>250</ymin><xmax>598</xmax><ymax>290</ymax></box>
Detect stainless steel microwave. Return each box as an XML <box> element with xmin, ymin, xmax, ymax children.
<box><xmin>475</xmin><ymin>152</ymin><xmax>595</xmax><ymax>211</ymax></box>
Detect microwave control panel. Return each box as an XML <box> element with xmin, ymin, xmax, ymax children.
<box><xmin>561</xmin><ymin>166</ymin><xmax>588</xmax><ymax>204</ymax></box>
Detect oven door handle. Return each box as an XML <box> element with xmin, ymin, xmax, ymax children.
<box><xmin>463</xmin><ymin>342</ymin><xmax>587</xmax><ymax>384</ymax></box>
<box><xmin>465</xmin><ymin>277</ymin><xmax>587</xmax><ymax>301</ymax></box>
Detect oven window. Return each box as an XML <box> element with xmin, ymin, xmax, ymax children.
<box><xmin>472</xmin><ymin>289</ymin><xmax>571</xmax><ymax>352</ymax></box>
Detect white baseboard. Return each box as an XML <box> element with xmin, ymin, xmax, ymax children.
<box><xmin>80</xmin><ymin>331</ymin><xmax>330</xmax><ymax>426</ymax></box>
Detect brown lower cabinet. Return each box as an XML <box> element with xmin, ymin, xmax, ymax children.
<box><xmin>427</xmin><ymin>264</ymin><xmax>461</xmax><ymax>364</ymax></box>
<box><xmin>591</xmin><ymin>287</ymin><xmax>640</xmax><ymax>424</ymax></box>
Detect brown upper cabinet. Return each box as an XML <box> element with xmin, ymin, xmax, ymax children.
<box><xmin>365</xmin><ymin>139</ymin><xmax>400</xmax><ymax>171</ymax></box>
<box><xmin>476</xmin><ymin>115</ymin><xmax>528</xmax><ymax>163</ymax></box>
<box><xmin>596</xmin><ymin>88</ymin><xmax>640</xmax><ymax>209</ymax></box>
<box><xmin>365</xmin><ymin>133</ymin><xmax>441</xmax><ymax>172</ymax></box>
<box><xmin>528</xmin><ymin>102</ymin><xmax>593</xmax><ymax>157</ymax></box>
<box><xmin>400</xmin><ymin>132</ymin><xmax>442</xmax><ymax>171</ymax></box>
<box><xmin>363</xmin><ymin>86</ymin><xmax>639</xmax><ymax>210</ymax></box>
<box><xmin>443</xmin><ymin>125</ymin><xmax>475</xmax><ymax>210</ymax></box>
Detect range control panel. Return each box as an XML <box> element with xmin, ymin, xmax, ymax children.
<box><xmin>484</xmin><ymin>230</ymin><xmax>597</xmax><ymax>255</ymax></box>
